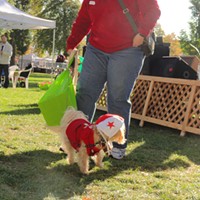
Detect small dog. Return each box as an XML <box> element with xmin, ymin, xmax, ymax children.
<box><xmin>59</xmin><ymin>107</ymin><xmax>126</xmax><ymax>174</ymax></box>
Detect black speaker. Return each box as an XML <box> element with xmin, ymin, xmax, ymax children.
<box><xmin>141</xmin><ymin>37</ymin><xmax>170</xmax><ymax>75</ymax></box>
<box><xmin>141</xmin><ymin>37</ymin><xmax>198</xmax><ymax>80</ymax></box>
<box><xmin>158</xmin><ymin>57</ymin><xmax>198</xmax><ymax>80</ymax></box>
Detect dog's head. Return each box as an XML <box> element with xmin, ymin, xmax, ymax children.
<box><xmin>95</xmin><ymin>114</ymin><xmax>126</xmax><ymax>145</ymax></box>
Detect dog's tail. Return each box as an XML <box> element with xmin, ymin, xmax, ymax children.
<box><xmin>60</xmin><ymin>107</ymin><xmax>88</xmax><ymax>129</ymax></box>
<box><xmin>48</xmin><ymin>107</ymin><xmax>88</xmax><ymax>133</ymax></box>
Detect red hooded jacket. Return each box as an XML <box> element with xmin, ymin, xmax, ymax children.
<box><xmin>67</xmin><ymin>0</ymin><xmax>161</xmax><ymax>53</ymax></box>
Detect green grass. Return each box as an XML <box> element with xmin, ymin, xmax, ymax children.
<box><xmin>0</xmin><ymin>73</ymin><xmax>200</xmax><ymax>200</ymax></box>
<box><xmin>28</xmin><ymin>72</ymin><xmax>53</xmax><ymax>88</ymax></box>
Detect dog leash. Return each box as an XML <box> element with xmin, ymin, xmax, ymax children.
<box><xmin>97</xmin><ymin>130</ymin><xmax>112</xmax><ymax>156</ymax></box>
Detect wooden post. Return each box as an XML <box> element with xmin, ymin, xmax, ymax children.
<box><xmin>139</xmin><ymin>80</ymin><xmax>154</xmax><ymax>127</ymax></box>
<box><xmin>180</xmin><ymin>85</ymin><xmax>197</xmax><ymax>136</ymax></box>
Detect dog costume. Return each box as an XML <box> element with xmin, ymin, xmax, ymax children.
<box><xmin>66</xmin><ymin>119</ymin><xmax>100</xmax><ymax>156</ymax></box>
<box><xmin>95</xmin><ymin>114</ymin><xmax>124</xmax><ymax>137</ymax></box>
<box><xmin>65</xmin><ymin>114</ymin><xmax>124</xmax><ymax>156</ymax></box>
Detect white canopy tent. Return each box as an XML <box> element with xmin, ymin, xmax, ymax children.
<box><xmin>0</xmin><ymin>0</ymin><xmax>56</xmax><ymax>65</ymax></box>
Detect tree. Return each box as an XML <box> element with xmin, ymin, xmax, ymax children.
<box><xmin>163</xmin><ymin>33</ymin><xmax>183</xmax><ymax>56</ymax></box>
<box><xmin>153</xmin><ymin>24</ymin><xmax>182</xmax><ymax>56</ymax></box>
<box><xmin>154</xmin><ymin>23</ymin><xmax>165</xmax><ymax>37</ymax></box>
<box><xmin>8</xmin><ymin>0</ymin><xmax>32</xmax><ymax>65</ymax></box>
<box><xmin>190</xmin><ymin>0</ymin><xmax>200</xmax><ymax>40</ymax></box>
<box><xmin>32</xmin><ymin>0</ymin><xmax>81</xmax><ymax>56</ymax></box>
<box><xmin>179</xmin><ymin>0</ymin><xmax>200</xmax><ymax>56</ymax></box>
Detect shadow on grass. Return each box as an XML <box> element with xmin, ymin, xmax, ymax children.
<box><xmin>0</xmin><ymin>108</ymin><xmax>40</xmax><ymax>115</ymax></box>
<box><xmin>0</xmin><ymin>104</ymin><xmax>41</xmax><ymax>115</ymax></box>
<box><xmin>96</xmin><ymin>110</ymin><xmax>200</xmax><ymax>169</ymax></box>
<box><xmin>1</xmin><ymin>125</ymin><xmax>200</xmax><ymax>199</ymax></box>
<box><xmin>0</xmin><ymin>110</ymin><xmax>199</xmax><ymax>199</ymax></box>
<box><xmin>11</xmin><ymin>103</ymin><xmax>38</xmax><ymax>108</ymax></box>
<box><xmin>0</xmin><ymin>150</ymin><xmax>73</xmax><ymax>199</ymax></box>
<box><xmin>28</xmin><ymin>82</ymin><xmax>40</xmax><ymax>88</ymax></box>
<box><xmin>125</xmin><ymin>124</ymin><xmax>200</xmax><ymax>171</ymax></box>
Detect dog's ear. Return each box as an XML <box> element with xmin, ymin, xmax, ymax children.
<box><xmin>93</xmin><ymin>126</ymin><xmax>102</xmax><ymax>142</ymax></box>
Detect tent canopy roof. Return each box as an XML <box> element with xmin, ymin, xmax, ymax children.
<box><xmin>0</xmin><ymin>0</ymin><xmax>56</xmax><ymax>29</ymax></box>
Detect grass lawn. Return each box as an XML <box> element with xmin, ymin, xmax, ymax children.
<box><xmin>0</xmin><ymin>73</ymin><xmax>200</xmax><ymax>200</ymax></box>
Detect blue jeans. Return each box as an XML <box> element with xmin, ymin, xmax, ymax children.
<box><xmin>0</xmin><ymin>64</ymin><xmax>9</xmax><ymax>88</ymax></box>
<box><xmin>76</xmin><ymin>44</ymin><xmax>144</xmax><ymax>148</ymax></box>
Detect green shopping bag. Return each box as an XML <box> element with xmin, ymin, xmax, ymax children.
<box><xmin>38</xmin><ymin>51</ymin><xmax>77</xmax><ymax>126</ymax></box>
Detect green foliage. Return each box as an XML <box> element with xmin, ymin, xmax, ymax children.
<box><xmin>163</xmin><ymin>33</ymin><xmax>183</xmax><ymax>56</ymax></box>
<box><xmin>8</xmin><ymin>0</ymin><xmax>32</xmax><ymax>65</ymax></box>
<box><xmin>3</xmin><ymin>0</ymin><xmax>81</xmax><ymax>61</ymax></box>
<box><xmin>154</xmin><ymin>23</ymin><xmax>165</xmax><ymax>37</ymax></box>
<box><xmin>15</xmin><ymin>0</ymin><xmax>30</xmax><ymax>10</ymax></box>
<box><xmin>154</xmin><ymin>24</ymin><xmax>183</xmax><ymax>56</ymax></box>
<box><xmin>10</xmin><ymin>30</ymin><xmax>31</xmax><ymax>55</ymax></box>
<box><xmin>33</xmin><ymin>0</ymin><xmax>81</xmax><ymax>55</ymax></box>
<box><xmin>179</xmin><ymin>30</ymin><xmax>194</xmax><ymax>55</ymax></box>
<box><xmin>179</xmin><ymin>0</ymin><xmax>200</xmax><ymax>56</ymax></box>
<box><xmin>190</xmin><ymin>0</ymin><xmax>200</xmax><ymax>39</ymax></box>
<box><xmin>12</xmin><ymin>0</ymin><xmax>32</xmax><ymax>54</ymax></box>
<box><xmin>0</xmin><ymin>73</ymin><xmax>200</xmax><ymax>199</ymax></box>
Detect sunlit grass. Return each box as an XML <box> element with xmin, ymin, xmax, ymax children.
<box><xmin>0</xmin><ymin>73</ymin><xmax>200</xmax><ymax>200</ymax></box>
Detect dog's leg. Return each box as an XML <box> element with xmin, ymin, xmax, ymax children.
<box><xmin>60</xmin><ymin>133</ymin><xmax>76</xmax><ymax>164</ymax></box>
<box><xmin>67</xmin><ymin>147</ymin><xmax>76</xmax><ymax>165</ymax></box>
<box><xmin>77</xmin><ymin>144</ymin><xmax>89</xmax><ymax>174</ymax></box>
<box><xmin>94</xmin><ymin>150</ymin><xmax>104</xmax><ymax>168</ymax></box>
<box><xmin>62</xmin><ymin>141</ymin><xmax>75</xmax><ymax>164</ymax></box>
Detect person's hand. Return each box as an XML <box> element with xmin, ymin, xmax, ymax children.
<box><xmin>67</xmin><ymin>49</ymin><xmax>73</xmax><ymax>56</ymax></box>
<box><xmin>132</xmin><ymin>33</ymin><xmax>145</xmax><ymax>47</ymax></box>
<box><xmin>0</xmin><ymin>50</ymin><xmax>3</xmax><ymax>55</ymax></box>
<box><xmin>67</xmin><ymin>48</ymin><xmax>78</xmax><ymax>56</ymax></box>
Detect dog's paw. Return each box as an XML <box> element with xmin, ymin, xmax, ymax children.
<box><xmin>67</xmin><ymin>157</ymin><xmax>75</xmax><ymax>165</ymax></box>
<box><xmin>80</xmin><ymin>169</ymin><xmax>89</xmax><ymax>175</ymax></box>
<box><xmin>96</xmin><ymin>162</ymin><xmax>104</xmax><ymax>168</ymax></box>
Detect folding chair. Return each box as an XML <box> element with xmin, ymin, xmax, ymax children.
<box><xmin>18</xmin><ymin>63</ymin><xmax>32</xmax><ymax>88</ymax></box>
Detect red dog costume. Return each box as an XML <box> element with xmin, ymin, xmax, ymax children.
<box><xmin>65</xmin><ymin>114</ymin><xmax>124</xmax><ymax>156</ymax></box>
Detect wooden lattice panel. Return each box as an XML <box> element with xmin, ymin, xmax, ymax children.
<box><xmin>146</xmin><ymin>82</ymin><xmax>191</xmax><ymax>125</ymax></box>
<box><xmin>131</xmin><ymin>79</ymin><xmax>150</xmax><ymax>115</ymax></box>
<box><xmin>97</xmin><ymin>87</ymin><xmax>107</xmax><ymax>108</ymax></box>
<box><xmin>187</xmin><ymin>86</ymin><xmax>200</xmax><ymax>129</ymax></box>
<box><xmin>97</xmin><ymin>75</ymin><xmax>200</xmax><ymax>136</ymax></box>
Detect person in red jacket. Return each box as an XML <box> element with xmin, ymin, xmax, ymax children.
<box><xmin>66</xmin><ymin>0</ymin><xmax>161</xmax><ymax>159</ymax></box>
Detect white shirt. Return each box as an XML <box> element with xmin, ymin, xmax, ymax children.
<box><xmin>0</xmin><ymin>41</ymin><xmax>13</xmax><ymax>65</ymax></box>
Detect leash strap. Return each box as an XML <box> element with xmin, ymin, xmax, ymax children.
<box><xmin>98</xmin><ymin>130</ymin><xmax>111</xmax><ymax>156</ymax></box>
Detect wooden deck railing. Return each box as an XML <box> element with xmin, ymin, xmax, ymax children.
<box><xmin>97</xmin><ymin>75</ymin><xmax>200</xmax><ymax>136</ymax></box>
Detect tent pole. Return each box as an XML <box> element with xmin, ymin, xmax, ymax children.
<box><xmin>51</xmin><ymin>28</ymin><xmax>56</xmax><ymax>80</ymax></box>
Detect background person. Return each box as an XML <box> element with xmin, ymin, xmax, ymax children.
<box><xmin>66</xmin><ymin>0</ymin><xmax>161</xmax><ymax>159</ymax></box>
<box><xmin>0</xmin><ymin>34</ymin><xmax>13</xmax><ymax>88</ymax></box>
